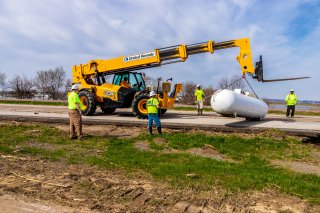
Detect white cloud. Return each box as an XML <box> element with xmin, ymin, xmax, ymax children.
<box><xmin>0</xmin><ymin>0</ymin><xmax>319</xmax><ymax>100</ymax></box>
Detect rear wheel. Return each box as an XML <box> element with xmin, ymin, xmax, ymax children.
<box><xmin>132</xmin><ymin>94</ymin><xmax>149</xmax><ymax>119</ymax></box>
<box><xmin>78</xmin><ymin>90</ymin><xmax>96</xmax><ymax>115</ymax></box>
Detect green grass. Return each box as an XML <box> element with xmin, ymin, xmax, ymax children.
<box><xmin>0</xmin><ymin>123</ymin><xmax>320</xmax><ymax>203</ymax></box>
<box><xmin>268</xmin><ymin>109</ymin><xmax>320</xmax><ymax>116</ymax></box>
<box><xmin>0</xmin><ymin>99</ymin><xmax>67</xmax><ymax>106</ymax></box>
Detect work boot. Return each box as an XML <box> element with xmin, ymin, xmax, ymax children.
<box><xmin>148</xmin><ymin>127</ymin><xmax>153</xmax><ymax>135</ymax></box>
<box><xmin>157</xmin><ymin>127</ymin><xmax>162</xmax><ymax>134</ymax></box>
<box><xmin>70</xmin><ymin>135</ymin><xmax>77</xmax><ymax>140</ymax></box>
<box><xmin>78</xmin><ymin>135</ymin><xmax>86</xmax><ymax>140</ymax></box>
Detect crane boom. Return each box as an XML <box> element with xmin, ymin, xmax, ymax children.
<box><xmin>72</xmin><ymin>38</ymin><xmax>256</xmax><ymax>83</ymax></box>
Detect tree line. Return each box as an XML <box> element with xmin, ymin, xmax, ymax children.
<box><xmin>0</xmin><ymin>67</ymin><xmax>71</xmax><ymax>100</ymax></box>
<box><xmin>0</xmin><ymin>68</ymin><xmax>245</xmax><ymax>105</ymax></box>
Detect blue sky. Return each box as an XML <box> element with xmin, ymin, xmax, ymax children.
<box><xmin>0</xmin><ymin>0</ymin><xmax>319</xmax><ymax>100</ymax></box>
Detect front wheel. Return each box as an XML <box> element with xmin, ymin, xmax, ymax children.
<box><xmin>78</xmin><ymin>90</ymin><xmax>97</xmax><ymax>116</ymax></box>
<box><xmin>132</xmin><ymin>94</ymin><xmax>149</xmax><ymax>119</ymax></box>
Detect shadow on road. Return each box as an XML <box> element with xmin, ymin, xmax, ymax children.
<box><xmin>225</xmin><ymin>120</ymin><xmax>266</xmax><ymax>128</ymax></box>
<box><xmin>225</xmin><ymin>117</ymin><xmax>296</xmax><ymax>128</ymax></box>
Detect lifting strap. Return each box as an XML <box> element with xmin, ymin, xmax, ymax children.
<box><xmin>244</xmin><ymin>77</ymin><xmax>260</xmax><ymax>99</ymax></box>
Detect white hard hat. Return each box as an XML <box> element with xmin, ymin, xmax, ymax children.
<box><xmin>290</xmin><ymin>89</ymin><xmax>294</xmax><ymax>92</ymax></box>
<box><xmin>196</xmin><ymin>84</ymin><xmax>200</xmax><ymax>88</ymax></box>
<box><xmin>71</xmin><ymin>84</ymin><xmax>79</xmax><ymax>90</ymax></box>
<box><xmin>149</xmin><ymin>91</ymin><xmax>156</xmax><ymax>96</ymax></box>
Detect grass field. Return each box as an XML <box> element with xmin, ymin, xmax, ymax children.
<box><xmin>0</xmin><ymin>123</ymin><xmax>319</xmax><ymax>204</ymax></box>
<box><xmin>268</xmin><ymin>109</ymin><xmax>320</xmax><ymax>116</ymax></box>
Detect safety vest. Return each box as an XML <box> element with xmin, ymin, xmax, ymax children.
<box><xmin>194</xmin><ymin>89</ymin><xmax>205</xmax><ymax>101</ymax></box>
<box><xmin>285</xmin><ymin>93</ymin><xmax>297</xmax><ymax>106</ymax></box>
<box><xmin>147</xmin><ymin>98</ymin><xmax>159</xmax><ymax>114</ymax></box>
<box><xmin>68</xmin><ymin>92</ymin><xmax>82</xmax><ymax>110</ymax></box>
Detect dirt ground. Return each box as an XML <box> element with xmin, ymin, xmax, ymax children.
<box><xmin>1</xmin><ymin>153</ymin><xmax>319</xmax><ymax>213</ymax></box>
<box><xmin>1</xmin><ymin>122</ymin><xmax>320</xmax><ymax>212</ymax></box>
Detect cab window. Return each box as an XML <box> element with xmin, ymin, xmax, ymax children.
<box><xmin>112</xmin><ymin>73</ymin><xmax>145</xmax><ymax>90</ymax></box>
<box><xmin>112</xmin><ymin>74</ymin><xmax>123</xmax><ymax>85</ymax></box>
<box><xmin>133</xmin><ymin>73</ymin><xmax>145</xmax><ymax>90</ymax></box>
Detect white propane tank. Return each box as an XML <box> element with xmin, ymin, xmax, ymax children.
<box><xmin>210</xmin><ymin>89</ymin><xmax>268</xmax><ymax>120</ymax></box>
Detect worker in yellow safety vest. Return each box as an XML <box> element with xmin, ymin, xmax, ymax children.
<box><xmin>285</xmin><ymin>89</ymin><xmax>297</xmax><ymax>118</ymax></box>
<box><xmin>147</xmin><ymin>91</ymin><xmax>161</xmax><ymax>135</ymax></box>
<box><xmin>194</xmin><ymin>84</ymin><xmax>205</xmax><ymax>115</ymax></box>
<box><xmin>68</xmin><ymin>84</ymin><xmax>84</xmax><ymax>139</ymax></box>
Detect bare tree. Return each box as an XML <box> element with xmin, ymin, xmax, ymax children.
<box><xmin>34</xmin><ymin>67</ymin><xmax>66</xmax><ymax>100</ymax></box>
<box><xmin>217</xmin><ymin>74</ymin><xmax>245</xmax><ymax>90</ymax></box>
<box><xmin>0</xmin><ymin>71</ymin><xmax>7</xmax><ymax>98</ymax></box>
<box><xmin>34</xmin><ymin>70</ymin><xmax>50</xmax><ymax>99</ymax></box>
<box><xmin>142</xmin><ymin>73</ymin><xmax>158</xmax><ymax>89</ymax></box>
<box><xmin>47</xmin><ymin>67</ymin><xmax>66</xmax><ymax>100</ymax></box>
<box><xmin>9</xmin><ymin>75</ymin><xmax>34</xmax><ymax>99</ymax></box>
<box><xmin>179</xmin><ymin>81</ymin><xmax>197</xmax><ymax>104</ymax></box>
<box><xmin>64</xmin><ymin>78</ymin><xmax>72</xmax><ymax>98</ymax></box>
<box><xmin>203</xmin><ymin>86</ymin><xmax>216</xmax><ymax>105</ymax></box>
<box><xmin>217</xmin><ymin>76</ymin><xmax>230</xmax><ymax>90</ymax></box>
<box><xmin>230</xmin><ymin>74</ymin><xmax>246</xmax><ymax>90</ymax></box>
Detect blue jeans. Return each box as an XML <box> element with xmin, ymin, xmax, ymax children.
<box><xmin>148</xmin><ymin>113</ymin><xmax>161</xmax><ymax>128</ymax></box>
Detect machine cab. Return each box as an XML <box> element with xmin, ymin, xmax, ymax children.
<box><xmin>112</xmin><ymin>72</ymin><xmax>146</xmax><ymax>91</ymax></box>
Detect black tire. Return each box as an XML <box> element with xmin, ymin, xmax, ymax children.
<box><xmin>132</xmin><ymin>94</ymin><xmax>149</xmax><ymax>119</ymax></box>
<box><xmin>158</xmin><ymin>109</ymin><xmax>167</xmax><ymax>117</ymax></box>
<box><xmin>221</xmin><ymin>114</ymin><xmax>234</xmax><ymax>117</ymax></box>
<box><xmin>101</xmin><ymin>107</ymin><xmax>116</xmax><ymax>114</ymax></box>
<box><xmin>78</xmin><ymin>90</ymin><xmax>97</xmax><ymax>116</ymax></box>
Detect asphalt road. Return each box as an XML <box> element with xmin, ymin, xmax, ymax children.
<box><xmin>0</xmin><ymin>104</ymin><xmax>319</xmax><ymax>137</ymax></box>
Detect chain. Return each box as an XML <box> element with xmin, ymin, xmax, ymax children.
<box><xmin>244</xmin><ymin>77</ymin><xmax>259</xmax><ymax>99</ymax></box>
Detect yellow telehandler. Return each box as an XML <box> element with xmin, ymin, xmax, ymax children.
<box><xmin>72</xmin><ymin>38</ymin><xmax>264</xmax><ymax>118</ymax></box>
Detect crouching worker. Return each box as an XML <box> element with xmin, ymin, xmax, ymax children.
<box><xmin>147</xmin><ymin>91</ymin><xmax>161</xmax><ymax>135</ymax></box>
<box><xmin>68</xmin><ymin>84</ymin><xmax>83</xmax><ymax>139</ymax></box>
